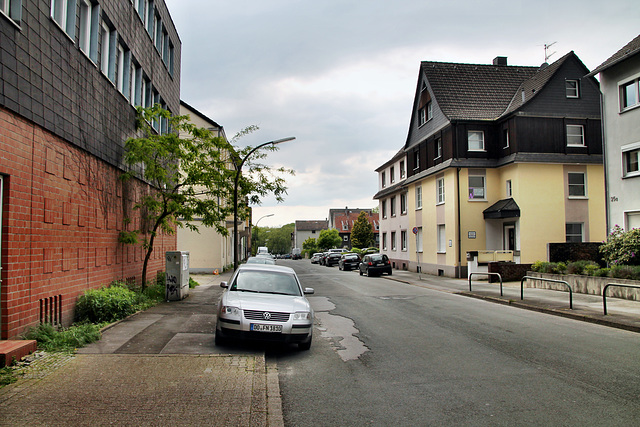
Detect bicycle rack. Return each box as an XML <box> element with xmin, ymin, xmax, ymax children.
<box><xmin>468</xmin><ymin>272</ymin><xmax>503</xmax><ymax>296</ymax></box>
<box><xmin>602</xmin><ymin>283</ymin><xmax>640</xmax><ymax>315</ymax></box>
<box><xmin>520</xmin><ymin>276</ymin><xmax>573</xmax><ymax>309</ymax></box>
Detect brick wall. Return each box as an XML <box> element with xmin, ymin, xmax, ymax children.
<box><xmin>488</xmin><ymin>262</ymin><xmax>534</xmax><ymax>282</ymax></box>
<box><xmin>1</xmin><ymin>108</ymin><xmax>176</xmax><ymax>339</ymax></box>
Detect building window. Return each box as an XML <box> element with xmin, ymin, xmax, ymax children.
<box><xmin>624</xmin><ymin>148</ymin><xmax>640</xmax><ymax>177</ymax></box>
<box><xmin>566</xmin><ymin>223</ymin><xmax>583</xmax><ymax>243</ymax></box>
<box><xmin>400</xmin><ymin>161</ymin><xmax>405</xmax><ymax>179</ymax></box>
<box><xmin>117</xmin><ymin>43</ymin><xmax>131</xmax><ymax>97</ymax></box>
<box><xmin>566</xmin><ymin>80</ymin><xmax>580</xmax><ymax>98</ymax></box>
<box><xmin>390</xmin><ymin>166</ymin><xmax>395</xmax><ymax>184</ymax></box>
<box><xmin>416</xmin><ymin>227</ymin><xmax>423</xmax><ymax>253</ymax></box>
<box><xmin>131</xmin><ymin>60</ymin><xmax>142</xmax><ymax>106</ymax></box>
<box><xmin>401</xmin><ymin>231</ymin><xmax>407</xmax><ymax>251</ymax></box>
<box><xmin>342</xmin><ymin>221</ymin><xmax>349</xmax><ymax>231</ymax></box>
<box><xmin>566</xmin><ymin>125</ymin><xmax>585</xmax><ymax>146</ymax></box>
<box><xmin>416</xmin><ymin>186</ymin><xmax>422</xmax><ymax>209</ymax></box>
<box><xmin>78</xmin><ymin>0</ymin><xmax>99</xmax><ymax>62</ymax></box>
<box><xmin>506</xmin><ymin>180</ymin><xmax>512</xmax><ymax>197</ymax></box>
<box><xmin>418</xmin><ymin>102</ymin><xmax>432</xmax><ymax>126</ymax></box>
<box><xmin>51</xmin><ymin>0</ymin><xmax>76</xmax><ymax>37</ymax></box>
<box><xmin>620</xmin><ymin>78</ymin><xmax>639</xmax><ymax>111</ymax></box>
<box><xmin>468</xmin><ymin>131</ymin><xmax>484</xmax><ymax>151</ymax></box>
<box><xmin>400</xmin><ymin>193</ymin><xmax>407</xmax><ymax>214</ymax></box>
<box><xmin>437</xmin><ymin>225</ymin><xmax>446</xmax><ymax>253</ymax></box>
<box><xmin>503</xmin><ymin>128</ymin><xmax>509</xmax><ymax>149</ymax></box>
<box><xmin>413</xmin><ymin>150</ymin><xmax>420</xmax><ymax>170</ymax></box>
<box><xmin>435</xmin><ymin>138</ymin><xmax>442</xmax><ymax>159</ymax></box>
<box><xmin>1</xmin><ymin>0</ymin><xmax>22</xmax><ymax>24</ymax></box>
<box><xmin>382</xmin><ymin>232</ymin><xmax>387</xmax><ymax>250</ymax></box>
<box><xmin>100</xmin><ymin>22</ymin><xmax>117</xmax><ymax>81</ymax></box>
<box><xmin>436</xmin><ymin>177</ymin><xmax>445</xmax><ymax>204</ymax></box>
<box><xmin>468</xmin><ymin>174</ymin><xmax>486</xmax><ymax>200</ymax></box>
<box><xmin>381</xmin><ymin>200</ymin><xmax>387</xmax><ymax>219</ymax></box>
<box><xmin>626</xmin><ymin>211</ymin><xmax>640</xmax><ymax>230</ymax></box>
<box><xmin>390</xmin><ymin>196</ymin><xmax>396</xmax><ymax>217</ymax></box>
<box><xmin>391</xmin><ymin>232</ymin><xmax>396</xmax><ymax>251</ymax></box>
<box><xmin>568</xmin><ymin>172</ymin><xmax>586</xmax><ymax>197</ymax></box>
<box><xmin>381</xmin><ymin>171</ymin><xmax>386</xmax><ymax>188</ymax></box>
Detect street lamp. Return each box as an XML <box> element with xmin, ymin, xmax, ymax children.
<box><xmin>232</xmin><ymin>137</ymin><xmax>295</xmax><ymax>270</ymax></box>
<box><xmin>255</xmin><ymin>213</ymin><xmax>274</xmax><ymax>227</ymax></box>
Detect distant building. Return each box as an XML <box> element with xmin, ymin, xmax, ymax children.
<box><xmin>0</xmin><ymin>1</ymin><xmax>180</xmax><ymax>338</ymax></box>
<box><xmin>328</xmin><ymin>207</ymin><xmax>373</xmax><ymax>230</ymax></box>
<box><xmin>295</xmin><ymin>220</ymin><xmax>328</xmax><ymax>251</ymax></box>
<box><xmin>587</xmin><ymin>34</ymin><xmax>640</xmax><ymax>232</ymax></box>
<box><xmin>333</xmin><ymin>212</ymin><xmax>380</xmax><ymax>249</ymax></box>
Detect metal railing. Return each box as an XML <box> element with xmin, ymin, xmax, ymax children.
<box><xmin>468</xmin><ymin>272</ymin><xmax>503</xmax><ymax>296</ymax></box>
<box><xmin>602</xmin><ymin>283</ymin><xmax>640</xmax><ymax>315</ymax></box>
<box><xmin>521</xmin><ymin>276</ymin><xmax>573</xmax><ymax>309</ymax></box>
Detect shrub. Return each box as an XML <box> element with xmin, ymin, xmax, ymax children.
<box><xmin>23</xmin><ymin>322</ymin><xmax>101</xmax><ymax>352</ymax></box>
<box><xmin>532</xmin><ymin>261</ymin><xmax>566</xmax><ymax>274</ymax></box>
<box><xmin>600</xmin><ymin>225</ymin><xmax>640</xmax><ymax>266</ymax></box>
<box><xmin>567</xmin><ymin>260</ymin><xmax>600</xmax><ymax>275</ymax></box>
<box><xmin>583</xmin><ymin>263</ymin><xmax>600</xmax><ymax>276</ymax></box>
<box><xmin>75</xmin><ymin>283</ymin><xmax>138</xmax><ymax>323</ymax></box>
<box><xmin>594</xmin><ymin>268</ymin><xmax>610</xmax><ymax>277</ymax></box>
<box><xmin>609</xmin><ymin>265</ymin><xmax>640</xmax><ymax>280</ymax></box>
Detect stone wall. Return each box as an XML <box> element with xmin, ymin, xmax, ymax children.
<box><xmin>525</xmin><ymin>272</ymin><xmax>640</xmax><ymax>301</ymax></box>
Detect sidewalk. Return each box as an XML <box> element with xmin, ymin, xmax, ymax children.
<box><xmin>385</xmin><ymin>269</ymin><xmax>640</xmax><ymax>333</ymax></box>
<box><xmin>0</xmin><ymin>271</ymin><xmax>284</xmax><ymax>427</ymax></box>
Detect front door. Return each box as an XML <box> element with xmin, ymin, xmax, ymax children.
<box><xmin>503</xmin><ymin>224</ymin><xmax>515</xmax><ymax>251</ymax></box>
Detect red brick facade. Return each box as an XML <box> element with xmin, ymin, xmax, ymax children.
<box><xmin>0</xmin><ymin>108</ymin><xmax>176</xmax><ymax>339</ymax></box>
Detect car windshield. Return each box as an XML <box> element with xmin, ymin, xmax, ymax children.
<box><xmin>230</xmin><ymin>270</ymin><xmax>302</xmax><ymax>296</ymax></box>
<box><xmin>246</xmin><ymin>257</ymin><xmax>275</xmax><ymax>265</ymax></box>
<box><xmin>370</xmin><ymin>255</ymin><xmax>385</xmax><ymax>262</ymax></box>
<box><xmin>344</xmin><ymin>255</ymin><xmax>358</xmax><ymax>260</ymax></box>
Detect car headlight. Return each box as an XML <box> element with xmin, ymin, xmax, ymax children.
<box><xmin>293</xmin><ymin>311</ymin><xmax>311</xmax><ymax>321</ymax></box>
<box><xmin>221</xmin><ymin>306</ymin><xmax>241</xmax><ymax>317</ymax></box>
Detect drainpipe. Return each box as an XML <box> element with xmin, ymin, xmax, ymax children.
<box><xmin>457</xmin><ymin>167</ymin><xmax>462</xmax><ymax>278</ymax></box>
<box><xmin>599</xmin><ymin>91</ymin><xmax>610</xmax><ymax>236</ymax></box>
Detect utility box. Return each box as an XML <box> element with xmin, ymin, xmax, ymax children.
<box><xmin>165</xmin><ymin>251</ymin><xmax>190</xmax><ymax>301</ymax></box>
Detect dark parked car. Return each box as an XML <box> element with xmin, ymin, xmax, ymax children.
<box><xmin>319</xmin><ymin>252</ymin><xmax>330</xmax><ymax>266</ymax></box>
<box><xmin>325</xmin><ymin>252</ymin><xmax>342</xmax><ymax>267</ymax></box>
<box><xmin>359</xmin><ymin>253</ymin><xmax>392</xmax><ymax>276</ymax></box>
<box><xmin>339</xmin><ymin>253</ymin><xmax>360</xmax><ymax>271</ymax></box>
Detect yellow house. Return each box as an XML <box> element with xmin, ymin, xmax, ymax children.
<box><xmin>376</xmin><ymin>53</ymin><xmax>606</xmax><ymax>278</ymax></box>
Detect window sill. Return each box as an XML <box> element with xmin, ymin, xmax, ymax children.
<box><xmin>434</xmin><ymin>156</ymin><xmax>442</xmax><ymax>161</ymax></box>
<box><xmin>568</xmin><ymin>196</ymin><xmax>588</xmax><ymax>200</ymax></box>
<box><xmin>468</xmin><ymin>199</ymin><xmax>487</xmax><ymax>202</ymax></box>
<box><xmin>415</xmin><ymin>207</ymin><xmax>422</xmax><ymax>211</ymax></box>
<box><xmin>436</xmin><ymin>201</ymin><xmax>445</xmax><ymax>206</ymax></box>
<box><xmin>620</xmin><ymin>103</ymin><xmax>640</xmax><ymax>114</ymax></box>
<box><xmin>437</xmin><ymin>251</ymin><xmax>446</xmax><ymax>254</ymax></box>
<box><xmin>566</xmin><ymin>144</ymin><xmax>586</xmax><ymax>148</ymax></box>
<box><xmin>468</xmin><ymin>149</ymin><xmax>486</xmax><ymax>153</ymax></box>
<box><xmin>623</xmin><ymin>171</ymin><xmax>640</xmax><ymax>179</ymax></box>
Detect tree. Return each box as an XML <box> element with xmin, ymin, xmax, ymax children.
<box><xmin>317</xmin><ymin>229</ymin><xmax>342</xmax><ymax>251</ymax></box>
<box><xmin>350</xmin><ymin>211</ymin><xmax>375</xmax><ymax>249</ymax></box>
<box><xmin>302</xmin><ymin>237</ymin><xmax>318</xmax><ymax>256</ymax></box>
<box><xmin>122</xmin><ymin>105</ymin><xmax>293</xmax><ymax>288</ymax></box>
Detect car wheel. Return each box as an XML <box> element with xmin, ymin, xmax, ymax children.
<box><xmin>298</xmin><ymin>335</ymin><xmax>312</xmax><ymax>351</ymax></box>
<box><xmin>388</xmin><ymin>269</ymin><xmax>392</xmax><ymax>276</ymax></box>
<box><xmin>359</xmin><ymin>269</ymin><xmax>363</xmax><ymax>276</ymax></box>
<box><xmin>366</xmin><ymin>268</ymin><xmax>371</xmax><ymax>277</ymax></box>
<box><xmin>214</xmin><ymin>330</ymin><xmax>227</xmax><ymax>346</ymax></box>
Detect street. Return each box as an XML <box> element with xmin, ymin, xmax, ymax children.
<box><xmin>272</xmin><ymin>260</ymin><xmax>640</xmax><ymax>426</ymax></box>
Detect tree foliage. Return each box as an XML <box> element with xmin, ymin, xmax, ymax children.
<box><xmin>252</xmin><ymin>224</ymin><xmax>295</xmax><ymax>255</ymax></box>
<box><xmin>122</xmin><ymin>105</ymin><xmax>294</xmax><ymax>288</ymax></box>
<box><xmin>350</xmin><ymin>211</ymin><xmax>375</xmax><ymax>249</ymax></box>
<box><xmin>317</xmin><ymin>229</ymin><xmax>342</xmax><ymax>251</ymax></box>
<box><xmin>302</xmin><ymin>237</ymin><xmax>318</xmax><ymax>256</ymax></box>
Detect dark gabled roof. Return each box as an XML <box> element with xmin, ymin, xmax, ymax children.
<box><xmin>295</xmin><ymin>220</ymin><xmax>328</xmax><ymax>231</ymax></box>
<box><xmin>483</xmin><ymin>198</ymin><xmax>520</xmax><ymax>219</ymax></box>
<box><xmin>587</xmin><ymin>34</ymin><xmax>640</xmax><ymax>77</ymax></box>
<box><xmin>421</xmin><ymin>61</ymin><xmax>538</xmax><ymax>121</ymax></box>
<box><xmin>502</xmin><ymin>51</ymin><xmax>577</xmax><ymax>116</ymax></box>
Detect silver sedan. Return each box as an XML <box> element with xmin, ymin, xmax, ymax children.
<box><xmin>215</xmin><ymin>264</ymin><xmax>314</xmax><ymax>350</ymax></box>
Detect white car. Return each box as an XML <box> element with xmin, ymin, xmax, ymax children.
<box><xmin>215</xmin><ymin>264</ymin><xmax>314</xmax><ymax>350</ymax></box>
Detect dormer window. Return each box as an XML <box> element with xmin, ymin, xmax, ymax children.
<box><xmin>418</xmin><ymin>102</ymin><xmax>432</xmax><ymax>126</ymax></box>
<box><xmin>566</xmin><ymin>80</ymin><xmax>580</xmax><ymax>98</ymax></box>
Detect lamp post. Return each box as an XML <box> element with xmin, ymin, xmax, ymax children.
<box><xmin>255</xmin><ymin>213</ymin><xmax>274</xmax><ymax>227</ymax></box>
<box><xmin>251</xmin><ymin>213</ymin><xmax>274</xmax><ymax>257</ymax></box>
<box><xmin>232</xmin><ymin>137</ymin><xmax>295</xmax><ymax>270</ymax></box>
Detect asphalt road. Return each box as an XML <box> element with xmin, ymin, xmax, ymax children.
<box><xmin>271</xmin><ymin>260</ymin><xmax>640</xmax><ymax>426</ymax></box>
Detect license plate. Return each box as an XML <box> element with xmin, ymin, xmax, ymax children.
<box><xmin>251</xmin><ymin>324</ymin><xmax>282</xmax><ymax>333</ymax></box>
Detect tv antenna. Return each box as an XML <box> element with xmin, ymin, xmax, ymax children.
<box><xmin>544</xmin><ymin>42</ymin><xmax>557</xmax><ymax>63</ymax></box>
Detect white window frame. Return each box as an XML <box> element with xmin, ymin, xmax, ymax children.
<box><xmin>415</xmin><ymin>186</ymin><xmax>422</xmax><ymax>210</ymax></box>
<box><xmin>568</xmin><ymin>172</ymin><xmax>587</xmax><ymax>198</ymax></box>
<box><xmin>503</xmin><ymin>128</ymin><xmax>509</xmax><ymax>149</ymax></box>
<box><xmin>566</xmin><ymin>125</ymin><xmax>585</xmax><ymax>147</ymax></box>
<box><xmin>436</xmin><ymin>177</ymin><xmax>445</xmax><ymax>204</ymax></box>
<box><xmin>390</xmin><ymin>196</ymin><xmax>396</xmax><ymax>217</ymax></box>
<box><xmin>468</xmin><ymin>173</ymin><xmax>486</xmax><ymax>201</ymax></box>
<box><xmin>468</xmin><ymin>131</ymin><xmax>485</xmax><ymax>151</ymax></box>
<box><xmin>51</xmin><ymin>0</ymin><xmax>76</xmax><ymax>38</ymax></box>
<box><xmin>390</xmin><ymin>166</ymin><xmax>395</xmax><ymax>184</ymax></box>
<box><xmin>391</xmin><ymin>231</ymin><xmax>396</xmax><ymax>251</ymax></box>
<box><xmin>401</xmin><ymin>230</ymin><xmax>407</xmax><ymax>251</ymax></box>
<box><xmin>437</xmin><ymin>225</ymin><xmax>446</xmax><ymax>253</ymax></box>
<box><xmin>413</xmin><ymin>150</ymin><xmax>420</xmax><ymax>170</ymax></box>
<box><xmin>506</xmin><ymin>180</ymin><xmax>512</xmax><ymax>198</ymax></box>
<box><xmin>416</xmin><ymin>227</ymin><xmax>423</xmax><ymax>253</ymax></box>
<box><xmin>620</xmin><ymin>77</ymin><xmax>640</xmax><ymax>112</ymax></box>
<box><xmin>418</xmin><ymin>106</ymin><xmax>427</xmax><ymax>126</ymax></box>
<box><xmin>381</xmin><ymin>171</ymin><xmax>386</xmax><ymax>188</ymax></box>
<box><xmin>622</xmin><ymin>141</ymin><xmax>640</xmax><ymax>178</ymax></box>
<box><xmin>382</xmin><ymin>232</ymin><xmax>387</xmax><ymax>251</ymax></box>
<box><xmin>400</xmin><ymin>193</ymin><xmax>407</xmax><ymax>215</ymax></box>
<box><xmin>566</xmin><ymin>80</ymin><xmax>580</xmax><ymax>98</ymax></box>
<box><xmin>435</xmin><ymin>138</ymin><xmax>442</xmax><ymax>159</ymax></box>
<box><xmin>566</xmin><ymin>223</ymin><xmax>583</xmax><ymax>243</ymax></box>
<box><xmin>2</xmin><ymin>0</ymin><xmax>22</xmax><ymax>24</ymax></box>
<box><xmin>400</xmin><ymin>161</ymin><xmax>405</xmax><ymax>179</ymax></box>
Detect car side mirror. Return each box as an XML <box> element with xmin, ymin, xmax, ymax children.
<box><xmin>304</xmin><ymin>288</ymin><xmax>315</xmax><ymax>295</ymax></box>
<box><xmin>220</xmin><ymin>281</ymin><xmax>228</xmax><ymax>288</ymax></box>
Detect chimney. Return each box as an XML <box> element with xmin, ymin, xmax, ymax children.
<box><xmin>493</xmin><ymin>56</ymin><xmax>507</xmax><ymax>66</ymax></box>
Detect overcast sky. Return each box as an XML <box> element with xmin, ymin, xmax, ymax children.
<box><xmin>164</xmin><ymin>0</ymin><xmax>639</xmax><ymax>228</ymax></box>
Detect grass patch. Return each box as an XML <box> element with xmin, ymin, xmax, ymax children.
<box><xmin>23</xmin><ymin>322</ymin><xmax>102</xmax><ymax>353</ymax></box>
<box><xmin>0</xmin><ymin>365</ymin><xmax>19</xmax><ymax>387</ymax></box>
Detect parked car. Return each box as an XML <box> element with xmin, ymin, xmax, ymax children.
<box><xmin>338</xmin><ymin>253</ymin><xmax>360</xmax><ymax>271</ymax></box>
<box><xmin>325</xmin><ymin>252</ymin><xmax>342</xmax><ymax>267</ymax></box>
<box><xmin>319</xmin><ymin>252</ymin><xmax>330</xmax><ymax>266</ymax></box>
<box><xmin>246</xmin><ymin>256</ymin><xmax>276</xmax><ymax>265</ymax></box>
<box><xmin>215</xmin><ymin>264</ymin><xmax>314</xmax><ymax>350</ymax></box>
<box><xmin>311</xmin><ymin>253</ymin><xmax>323</xmax><ymax>264</ymax></box>
<box><xmin>359</xmin><ymin>253</ymin><xmax>392</xmax><ymax>277</ymax></box>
